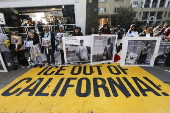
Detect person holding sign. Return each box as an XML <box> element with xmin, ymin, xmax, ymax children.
<box><xmin>27</xmin><ymin>30</ymin><xmax>43</xmax><ymax>68</ymax></box>
<box><xmin>0</xmin><ymin>33</ymin><xmax>17</xmax><ymax>70</ymax></box>
<box><xmin>9</xmin><ymin>31</ymin><xmax>29</xmax><ymax>68</ymax></box>
<box><xmin>41</xmin><ymin>25</ymin><xmax>55</xmax><ymax>67</ymax></box>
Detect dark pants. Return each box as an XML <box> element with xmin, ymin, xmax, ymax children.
<box><xmin>60</xmin><ymin>50</ymin><xmax>65</xmax><ymax>64</ymax></box>
<box><xmin>45</xmin><ymin>49</ymin><xmax>55</xmax><ymax>65</ymax></box>
<box><xmin>16</xmin><ymin>50</ymin><xmax>29</xmax><ymax>66</ymax></box>
<box><xmin>1</xmin><ymin>51</ymin><xmax>16</xmax><ymax>69</ymax></box>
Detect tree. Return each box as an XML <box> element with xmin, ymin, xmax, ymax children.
<box><xmin>115</xmin><ymin>7</ymin><xmax>136</xmax><ymax>32</ymax></box>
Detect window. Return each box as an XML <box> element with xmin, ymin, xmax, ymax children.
<box><xmin>167</xmin><ymin>1</ymin><xmax>170</xmax><ymax>7</ymax></box>
<box><xmin>98</xmin><ymin>8</ymin><xmax>106</xmax><ymax>13</ymax></box>
<box><xmin>152</xmin><ymin>0</ymin><xmax>158</xmax><ymax>7</ymax></box>
<box><xmin>164</xmin><ymin>11</ymin><xmax>167</xmax><ymax>17</ymax></box>
<box><xmin>132</xmin><ymin>1</ymin><xmax>139</xmax><ymax>7</ymax></box>
<box><xmin>115</xmin><ymin>0</ymin><xmax>123</xmax><ymax>1</ymax></box>
<box><xmin>98</xmin><ymin>0</ymin><xmax>107</xmax><ymax>2</ymax></box>
<box><xmin>159</xmin><ymin>0</ymin><xmax>165</xmax><ymax>7</ymax></box>
<box><xmin>114</xmin><ymin>8</ymin><xmax>120</xmax><ymax>12</ymax></box>
<box><xmin>168</xmin><ymin>12</ymin><xmax>170</xmax><ymax>17</ymax></box>
<box><xmin>144</xmin><ymin>0</ymin><xmax>150</xmax><ymax>8</ymax></box>
<box><xmin>157</xmin><ymin>12</ymin><xmax>163</xmax><ymax>19</ymax></box>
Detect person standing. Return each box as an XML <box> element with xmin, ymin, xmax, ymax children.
<box><xmin>0</xmin><ymin>33</ymin><xmax>17</xmax><ymax>70</ymax></box>
<box><xmin>125</xmin><ymin>24</ymin><xmax>139</xmax><ymax>37</ymax></box>
<box><xmin>139</xmin><ymin>25</ymin><xmax>153</xmax><ymax>37</ymax></box>
<box><xmin>41</xmin><ymin>25</ymin><xmax>55</xmax><ymax>67</ymax></box>
<box><xmin>27</xmin><ymin>30</ymin><xmax>43</xmax><ymax>68</ymax></box>
<box><xmin>10</xmin><ymin>31</ymin><xmax>29</xmax><ymax>68</ymax></box>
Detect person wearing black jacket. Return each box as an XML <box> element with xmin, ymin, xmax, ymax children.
<box><xmin>10</xmin><ymin>31</ymin><xmax>29</xmax><ymax>68</ymax></box>
<box><xmin>72</xmin><ymin>27</ymin><xmax>83</xmax><ymax>36</ymax></box>
<box><xmin>139</xmin><ymin>25</ymin><xmax>153</xmax><ymax>37</ymax></box>
<box><xmin>40</xmin><ymin>25</ymin><xmax>55</xmax><ymax>67</ymax></box>
<box><xmin>27</xmin><ymin>30</ymin><xmax>43</xmax><ymax>68</ymax></box>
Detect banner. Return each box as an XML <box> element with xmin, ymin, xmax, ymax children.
<box><xmin>0</xmin><ymin>64</ymin><xmax>170</xmax><ymax>112</ymax></box>
<box><xmin>0</xmin><ymin>53</ymin><xmax>8</xmax><ymax>72</ymax></box>
<box><xmin>154</xmin><ymin>41</ymin><xmax>170</xmax><ymax>66</ymax></box>
<box><xmin>120</xmin><ymin>37</ymin><xmax>161</xmax><ymax>66</ymax></box>
<box><xmin>91</xmin><ymin>35</ymin><xmax>117</xmax><ymax>65</ymax></box>
<box><xmin>63</xmin><ymin>36</ymin><xmax>92</xmax><ymax>64</ymax></box>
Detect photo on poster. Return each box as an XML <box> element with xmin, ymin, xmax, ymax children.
<box><xmin>42</xmin><ymin>38</ymin><xmax>51</xmax><ymax>46</ymax></box>
<box><xmin>25</xmin><ymin>41</ymin><xmax>33</xmax><ymax>47</ymax></box>
<box><xmin>0</xmin><ymin>53</ymin><xmax>8</xmax><ymax>72</ymax></box>
<box><xmin>63</xmin><ymin>36</ymin><xmax>92</xmax><ymax>64</ymax></box>
<box><xmin>11</xmin><ymin>35</ymin><xmax>22</xmax><ymax>45</ymax></box>
<box><xmin>121</xmin><ymin>37</ymin><xmax>159</xmax><ymax>66</ymax></box>
<box><xmin>154</xmin><ymin>41</ymin><xmax>170</xmax><ymax>66</ymax></box>
<box><xmin>91</xmin><ymin>35</ymin><xmax>117</xmax><ymax>64</ymax></box>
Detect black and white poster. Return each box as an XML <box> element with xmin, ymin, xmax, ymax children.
<box><xmin>42</xmin><ymin>38</ymin><xmax>51</xmax><ymax>46</ymax></box>
<box><xmin>121</xmin><ymin>37</ymin><xmax>161</xmax><ymax>66</ymax></box>
<box><xmin>63</xmin><ymin>36</ymin><xmax>92</xmax><ymax>64</ymax></box>
<box><xmin>154</xmin><ymin>41</ymin><xmax>170</xmax><ymax>66</ymax></box>
<box><xmin>91</xmin><ymin>35</ymin><xmax>117</xmax><ymax>65</ymax></box>
<box><xmin>0</xmin><ymin>53</ymin><xmax>8</xmax><ymax>72</ymax></box>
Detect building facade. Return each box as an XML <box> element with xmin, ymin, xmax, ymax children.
<box><xmin>131</xmin><ymin>0</ymin><xmax>170</xmax><ymax>27</ymax></box>
<box><xmin>98</xmin><ymin>0</ymin><xmax>170</xmax><ymax>28</ymax></box>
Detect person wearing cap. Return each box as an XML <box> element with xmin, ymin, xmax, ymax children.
<box><xmin>76</xmin><ymin>39</ymin><xmax>89</xmax><ymax>61</ymax></box>
<box><xmin>72</xmin><ymin>27</ymin><xmax>83</xmax><ymax>36</ymax></box>
<box><xmin>40</xmin><ymin>25</ymin><xmax>55</xmax><ymax>67</ymax></box>
<box><xmin>9</xmin><ymin>31</ymin><xmax>29</xmax><ymax>68</ymax></box>
<box><xmin>0</xmin><ymin>32</ymin><xmax>17</xmax><ymax>70</ymax></box>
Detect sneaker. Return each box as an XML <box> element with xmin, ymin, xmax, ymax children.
<box><xmin>26</xmin><ymin>65</ymin><xmax>30</xmax><ymax>68</ymax></box>
<box><xmin>21</xmin><ymin>66</ymin><xmax>25</xmax><ymax>69</ymax></box>
<box><xmin>51</xmin><ymin>63</ymin><xmax>55</xmax><ymax>67</ymax></box>
<box><xmin>44</xmin><ymin>63</ymin><xmax>50</xmax><ymax>67</ymax></box>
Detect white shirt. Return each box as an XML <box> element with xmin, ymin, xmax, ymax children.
<box><xmin>146</xmin><ymin>33</ymin><xmax>150</xmax><ymax>37</ymax></box>
<box><xmin>125</xmin><ymin>31</ymin><xmax>139</xmax><ymax>37</ymax></box>
<box><xmin>76</xmin><ymin>45</ymin><xmax>88</xmax><ymax>61</ymax></box>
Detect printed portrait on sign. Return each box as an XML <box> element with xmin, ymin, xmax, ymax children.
<box><xmin>120</xmin><ymin>37</ymin><xmax>160</xmax><ymax>66</ymax></box>
<box><xmin>42</xmin><ymin>38</ymin><xmax>51</xmax><ymax>46</ymax></box>
<box><xmin>63</xmin><ymin>36</ymin><xmax>91</xmax><ymax>64</ymax></box>
<box><xmin>154</xmin><ymin>41</ymin><xmax>170</xmax><ymax>66</ymax></box>
<box><xmin>92</xmin><ymin>35</ymin><xmax>117</xmax><ymax>64</ymax></box>
<box><xmin>11</xmin><ymin>35</ymin><xmax>22</xmax><ymax>45</ymax></box>
<box><xmin>25</xmin><ymin>41</ymin><xmax>33</xmax><ymax>47</ymax></box>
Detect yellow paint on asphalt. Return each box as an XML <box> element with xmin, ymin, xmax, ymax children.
<box><xmin>0</xmin><ymin>63</ymin><xmax>170</xmax><ymax>113</ymax></box>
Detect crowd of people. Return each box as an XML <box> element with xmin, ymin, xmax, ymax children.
<box><xmin>1</xmin><ymin>20</ymin><xmax>170</xmax><ymax>71</ymax></box>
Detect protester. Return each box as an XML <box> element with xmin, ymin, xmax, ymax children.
<box><xmin>41</xmin><ymin>25</ymin><xmax>55</xmax><ymax>67</ymax></box>
<box><xmin>163</xmin><ymin>27</ymin><xmax>170</xmax><ymax>41</ymax></box>
<box><xmin>10</xmin><ymin>31</ymin><xmax>29</xmax><ymax>68</ymax></box>
<box><xmin>139</xmin><ymin>25</ymin><xmax>153</xmax><ymax>37</ymax></box>
<box><xmin>100</xmin><ymin>24</ymin><xmax>111</xmax><ymax>34</ymax></box>
<box><xmin>153</xmin><ymin>25</ymin><xmax>163</xmax><ymax>37</ymax></box>
<box><xmin>0</xmin><ymin>33</ymin><xmax>17</xmax><ymax>70</ymax></box>
<box><xmin>88</xmin><ymin>28</ymin><xmax>98</xmax><ymax>35</ymax></box>
<box><xmin>72</xmin><ymin>27</ymin><xmax>83</xmax><ymax>36</ymax></box>
<box><xmin>27</xmin><ymin>30</ymin><xmax>43</xmax><ymax>68</ymax></box>
<box><xmin>125</xmin><ymin>24</ymin><xmax>139</xmax><ymax>37</ymax></box>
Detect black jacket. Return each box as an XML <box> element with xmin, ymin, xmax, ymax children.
<box><xmin>40</xmin><ymin>32</ymin><xmax>55</xmax><ymax>52</ymax></box>
<box><xmin>139</xmin><ymin>32</ymin><xmax>153</xmax><ymax>37</ymax></box>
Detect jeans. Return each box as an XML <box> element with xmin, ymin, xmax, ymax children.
<box><xmin>34</xmin><ymin>56</ymin><xmax>42</xmax><ymax>64</ymax></box>
<box><xmin>45</xmin><ymin>49</ymin><xmax>55</xmax><ymax>65</ymax></box>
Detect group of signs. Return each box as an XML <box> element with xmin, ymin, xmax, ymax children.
<box><xmin>0</xmin><ymin>34</ymin><xmax>169</xmax><ymax>72</ymax></box>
